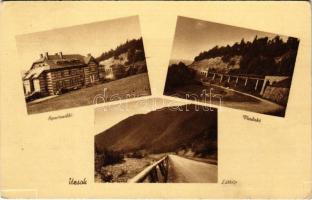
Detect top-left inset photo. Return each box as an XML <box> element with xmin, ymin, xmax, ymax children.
<box><xmin>16</xmin><ymin>16</ymin><xmax>151</xmax><ymax>115</ymax></box>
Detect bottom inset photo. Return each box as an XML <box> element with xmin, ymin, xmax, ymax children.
<box><xmin>94</xmin><ymin>98</ymin><xmax>218</xmax><ymax>183</ymax></box>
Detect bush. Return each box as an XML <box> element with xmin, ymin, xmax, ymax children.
<box><xmin>127</xmin><ymin>65</ymin><xmax>138</xmax><ymax>76</ymax></box>
<box><xmin>133</xmin><ymin>150</ymin><xmax>146</xmax><ymax>158</ymax></box>
<box><xmin>25</xmin><ymin>91</ymin><xmax>44</xmax><ymax>102</ymax></box>
<box><xmin>103</xmin><ymin>150</ymin><xmax>124</xmax><ymax>165</ymax></box>
<box><xmin>118</xmin><ymin>169</ymin><xmax>127</xmax><ymax>177</ymax></box>
<box><xmin>136</xmin><ymin>64</ymin><xmax>147</xmax><ymax>74</ymax></box>
<box><xmin>95</xmin><ymin>146</ymin><xmax>125</xmax><ymax>167</ymax></box>
<box><xmin>94</xmin><ymin>153</ymin><xmax>105</xmax><ymax>172</ymax></box>
<box><xmin>164</xmin><ymin>62</ymin><xmax>196</xmax><ymax>92</ymax></box>
<box><xmin>112</xmin><ymin>64</ymin><xmax>127</xmax><ymax>79</ymax></box>
<box><xmin>127</xmin><ymin>150</ymin><xmax>146</xmax><ymax>159</ymax></box>
<box><xmin>192</xmin><ymin>141</ymin><xmax>217</xmax><ymax>157</ymax></box>
<box><xmin>191</xmin><ymin>129</ymin><xmax>218</xmax><ymax>157</ymax></box>
<box><xmin>100</xmin><ymin>168</ymin><xmax>113</xmax><ymax>182</ymax></box>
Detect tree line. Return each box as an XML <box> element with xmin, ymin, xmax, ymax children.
<box><xmin>96</xmin><ymin>37</ymin><xmax>146</xmax><ymax>64</ymax></box>
<box><xmin>194</xmin><ymin>36</ymin><xmax>300</xmax><ymax>76</ymax></box>
<box><xmin>164</xmin><ymin>62</ymin><xmax>198</xmax><ymax>93</ymax></box>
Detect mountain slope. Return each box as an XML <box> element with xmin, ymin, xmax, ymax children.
<box><xmin>95</xmin><ymin>105</ymin><xmax>217</xmax><ymax>155</ymax></box>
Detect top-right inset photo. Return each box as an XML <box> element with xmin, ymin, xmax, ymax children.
<box><xmin>164</xmin><ymin>16</ymin><xmax>300</xmax><ymax>117</ymax></box>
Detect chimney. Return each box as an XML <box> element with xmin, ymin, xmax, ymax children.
<box><xmin>59</xmin><ymin>52</ymin><xmax>63</xmax><ymax>59</ymax></box>
<box><xmin>40</xmin><ymin>53</ymin><xmax>43</xmax><ymax>59</ymax></box>
<box><xmin>44</xmin><ymin>52</ymin><xmax>49</xmax><ymax>59</ymax></box>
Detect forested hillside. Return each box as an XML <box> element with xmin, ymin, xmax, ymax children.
<box><xmin>193</xmin><ymin>36</ymin><xmax>299</xmax><ymax>76</ymax></box>
<box><xmin>96</xmin><ymin>38</ymin><xmax>146</xmax><ymax>64</ymax></box>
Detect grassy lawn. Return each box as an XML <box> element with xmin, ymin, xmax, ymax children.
<box><xmin>27</xmin><ymin>73</ymin><xmax>151</xmax><ymax>114</ymax></box>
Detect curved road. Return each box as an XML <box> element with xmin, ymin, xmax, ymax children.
<box><xmin>168</xmin><ymin>155</ymin><xmax>217</xmax><ymax>183</ymax></box>
<box><xmin>205</xmin><ymin>83</ymin><xmax>285</xmax><ymax>115</ymax></box>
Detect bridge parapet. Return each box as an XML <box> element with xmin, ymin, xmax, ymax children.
<box><xmin>127</xmin><ymin>155</ymin><xmax>169</xmax><ymax>183</ymax></box>
<box><xmin>208</xmin><ymin>72</ymin><xmax>265</xmax><ymax>80</ymax></box>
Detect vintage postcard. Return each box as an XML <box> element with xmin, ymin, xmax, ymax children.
<box><xmin>0</xmin><ymin>1</ymin><xmax>311</xmax><ymax>199</ymax></box>
<box><xmin>164</xmin><ymin>16</ymin><xmax>300</xmax><ymax>117</ymax></box>
<box><xmin>94</xmin><ymin>98</ymin><xmax>218</xmax><ymax>183</ymax></box>
<box><xmin>16</xmin><ymin>16</ymin><xmax>151</xmax><ymax>114</ymax></box>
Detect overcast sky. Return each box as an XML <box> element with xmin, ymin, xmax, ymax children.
<box><xmin>16</xmin><ymin>16</ymin><xmax>142</xmax><ymax>71</ymax></box>
<box><xmin>170</xmin><ymin>16</ymin><xmax>289</xmax><ymax>61</ymax></box>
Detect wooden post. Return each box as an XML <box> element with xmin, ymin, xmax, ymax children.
<box><xmin>227</xmin><ymin>76</ymin><xmax>231</xmax><ymax>83</ymax></box>
<box><xmin>153</xmin><ymin>167</ymin><xmax>159</xmax><ymax>182</ymax></box>
<box><xmin>148</xmin><ymin>168</ymin><xmax>158</xmax><ymax>183</ymax></box>
<box><xmin>148</xmin><ymin>173</ymin><xmax>154</xmax><ymax>182</ymax></box>
<box><xmin>220</xmin><ymin>75</ymin><xmax>223</xmax><ymax>83</ymax></box>
<box><xmin>244</xmin><ymin>78</ymin><xmax>248</xmax><ymax>87</ymax></box>
<box><xmin>212</xmin><ymin>73</ymin><xmax>215</xmax><ymax>80</ymax></box>
<box><xmin>260</xmin><ymin>79</ymin><xmax>268</xmax><ymax>95</ymax></box>
<box><xmin>159</xmin><ymin>162</ymin><xmax>168</xmax><ymax>182</ymax></box>
<box><xmin>255</xmin><ymin>79</ymin><xmax>259</xmax><ymax>91</ymax></box>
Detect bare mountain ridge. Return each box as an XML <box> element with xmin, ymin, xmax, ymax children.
<box><xmin>95</xmin><ymin>105</ymin><xmax>217</xmax><ymax>155</ymax></box>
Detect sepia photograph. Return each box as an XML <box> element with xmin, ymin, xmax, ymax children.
<box><xmin>17</xmin><ymin>16</ymin><xmax>151</xmax><ymax>114</ymax></box>
<box><xmin>94</xmin><ymin>98</ymin><xmax>218</xmax><ymax>183</ymax></box>
<box><xmin>164</xmin><ymin>16</ymin><xmax>300</xmax><ymax>117</ymax></box>
<box><xmin>1</xmin><ymin>2</ymin><xmax>310</xmax><ymax>198</ymax></box>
